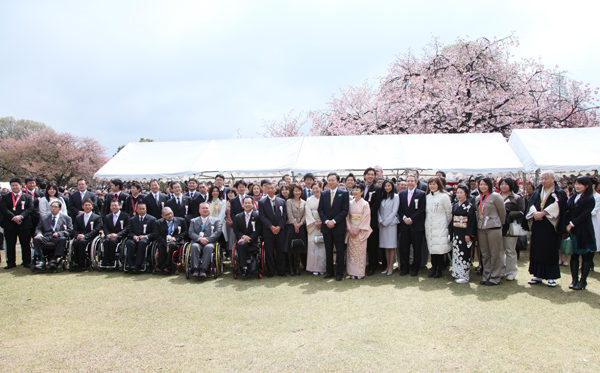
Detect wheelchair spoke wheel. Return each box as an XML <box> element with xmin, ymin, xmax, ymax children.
<box><xmin>232</xmin><ymin>244</ymin><xmax>237</xmax><ymax>280</ymax></box>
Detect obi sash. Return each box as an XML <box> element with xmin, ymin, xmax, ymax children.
<box><xmin>453</xmin><ymin>216</ymin><xmax>468</xmax><ymax>229</ymax></box>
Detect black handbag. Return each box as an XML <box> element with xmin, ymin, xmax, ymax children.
<box><xmin>290</xmin><ymin>239</ymin><xmax>305</xmax><ymax>250</ymax></box>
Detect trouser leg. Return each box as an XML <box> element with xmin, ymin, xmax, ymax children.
<box><xmin>200</xmin><ymin>244</ymin><xmax>214</xmax><ymax>273</ymax></box>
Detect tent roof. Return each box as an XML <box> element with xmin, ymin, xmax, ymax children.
<box><xmin>508</xmin><ymin>127</ymin><xmax>600</xmax><ymax>172</ymax></box>
<box><xmin>94</xmin><ymin>133</ymin><xmax>524</xmax><ymax>180</ymax></box>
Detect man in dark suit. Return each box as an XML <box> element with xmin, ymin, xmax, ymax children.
<box><xmin>68</xmin><ymin>178</ymin><xmax>98</xmax><ymax>220</ymax></box>
<box><xmin>234</xmin><ymin>196</ymin><xmax>262</xmax><ymax>276</ymax></box>
<box><xmin>0</xmin><ymin>178</ymin><xmax>35</xmax><ymax>269</ymax></box>
<box><xmin>23</xmin><ymin>177</ymin><xmax>43</xmax><ymax>238</ymax></box>
<box><xmin>363</xmin><ymin>167</ymin><xmax>383</xmax><ymax>275</ymax></box>
<box><xmin>102</xmin><ymin>179</ymin><xmax>129</xmax><ymax>216</ymax></box>
<box><xmin>186</xmin><ymin>180</ymin><xmax>209</xmax><ymax>220</ymax></box>
<box><xmin>258</xmin><ymin>182</ymin><xmax>287</xmax><ymax>277</ymax></box>
<box><xmin>144</xmin><ymin>179</ymin><xmax>169</xmax><ymax>220</ymax></box>
<box><xmin>154</xmin><ymin>206</ymin><xmax>187</xmax><ymax>273</ymax></box>
<box><xmin>230</xmin><ymin>180</ymin><xmax>247</xmax><ymax>218</ymax></box>
<box><xmin>409</xmin><ymin>170</ymin><xmax>428</xmax><ymax>192</ymax></box>
<box><xmin>124</xmin><ymin>182</ymin><xmax>145</xmax><ymax>216</ymax></box>
<box><xmin>165</xmin><ymin>181</ymin><xmax>192</xmax><ymax>221</ymax></box>
<box><xmin>215</xmin><ymin>174</ymin><xmax>228</xmax><ymax>197</ymax></box>
<box><xmin>125</xmin><ymin>202</ymin><xmax>157</xmax><ymax>272</ymax></box>
<box><xmin>71</xmin><ymin>199</ymin><xmax>103</xmax><ymax>269</ymax></box>
<box><xmin>302</xmin><ymin>173</ymin><xmax>315</xmax><ymax>201</ymax></box>
<box><xmin>318</xmin><ymin>172</ymin><xmax>350</xmax><ymax>281</ymax></box>
<box><xmin>102</xmin><ymin>199</ymin><xmax>130</xmax><ymax>267</ymax></box>
<box><xmin>398</xmin><ymin>174</ymin><xmax>427</xmax><ymax>276</ymax></box>
<box><xmin>32</xmin><ymin>200</ymin><xmax>72</xmax><ymax>270</ymax></box>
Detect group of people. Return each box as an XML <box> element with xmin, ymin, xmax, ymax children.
<box><xmin>1</xmin><ymin>167</ymin><xmax>598</xmax><ymax>290</ymax></box>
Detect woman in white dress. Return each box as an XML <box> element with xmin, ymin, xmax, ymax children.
<box><xmin>304</xmin><ymin>181</ymin><xmax>326</xmax><ymax>275</ymax></box>
<box><xmin>38</xmin><ymin>183</ymin><xmax>67</xmax><ymax>217</ymax></box>
<box><xmin>425</xmin><ymin>177</ymin><xmax>452</xmax><ymax>278</ymax></box>
<box><xmin>378</xmin><ymin>180</ymin><xmax>399</xmax><ymax>275</ymax></box>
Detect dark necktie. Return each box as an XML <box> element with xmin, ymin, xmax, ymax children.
<box><xmin>52</xmin><ymin>215</ymin><xmax>56</xmax><ymax>231</ymax></box>
<box><xmin>272</xmin><ymin>199</ymin><xmax>276</xmax><ymax>214</ymax></box>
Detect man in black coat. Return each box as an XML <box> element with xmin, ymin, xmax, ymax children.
<box><xmin>363</xmin><ymin>167</ymin><xmax>383</xmax><ymax>275</ymax></box>
<box><xmin>0</xmin><ymin>178</ymin><xmax>35</xmax><ymax>269</ymax></box>
<box><xmin>143</xmin><ymin>179</ymin><xmax>169</xmax><ymax>220</ymax></box>
<box><xmin>398</xmin><ymin>174</ymin><xmax>427</xmax><ymax>276</ymax></box>
<box><xmin>154</xmin><ymin>206</ymin><xmax>187</xmax><ymax>273</ymax></box>
<box><xmin>165</xmin><ymin>181</ymin><xmax>193</xmax><ymax>222</ymax></box>
<box><xmin>124</xmin><ymin>182</ymin><xmax>145</xmax><ymax>216</ymax></box>
<box><xmin>71</xmin><ymin>198</ymin><xmax>103</xmax><ymax>268</ymax></box>
<box><xmin>125</xmin><ymin>202</ymin><xmax>157</xmax><ymax>272</ymax></box>
<box><xmin>102</xmin><ymin>199</ymin><xmax>130</xmax><ymax>267</ymax></box>
<box><xmin>23</xmin><ymin>177</ymin><xmax>43</xmax><ymax>238</ymax></box>
<box><xmin>230</xmin><ymin>180</ymin><xmax>248</xmax><ymax>218</ymax></box>
<box><xmin>318</xmin><ymin>173</ymin><xmax>350</xmax><ymax>281</ymax></box>
<box><xmin>68</xmin><ymin>178</ymin><xmax>98</xmax><ymax>220</ymax></box>
<box><xmin>234</xmin><ymin>196</ymin><xmax>262</xmax><ymax>276</ymax></box>
<box><xmin>258</xmin><ymin>182</ymin><xmax>287</xmax><ymax>277</ymax></box>
<box><xmin>102</xmin><ymin>178</ymin><xmax>130</xmax><ymax>216</ymax></box>
<box><xmin>32</xmin><ymin>200</ymin><xmax>72</xmax><ymax>270</ymax></box>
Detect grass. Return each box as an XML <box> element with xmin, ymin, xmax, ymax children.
<box><xmin>1</xmin><ymin>247</ymin><xmax>599</xmax><ymax>372</ymax></box>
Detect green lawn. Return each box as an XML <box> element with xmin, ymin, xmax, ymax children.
<box><xmin>1</xmin><ymin>248</ymin><xmax>599</xmax><ymax>372</ymax></box>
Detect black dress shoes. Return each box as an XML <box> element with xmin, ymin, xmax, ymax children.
<box><xmin>484</xmin><ymin>281</ymin><xmax>497</xmax><ymax>286</ymax></box>
<box><xmin>336</xmin><ymin>275</ymin><xmax>343</xmax><ymax>281</ymax></box>
<box><xmin>410</xmin><ymin>270</ymin><xmax>418</xmax><ymax>276</ymax></box>
<box><xmin>323</xmin><ymin>273</ymin><xmax>334</xmax><ymax>279</ymax></box>
<box><xmin>22</xmin><ymin>262</ymin><xmax>31</xmax><ymax>268</ymax></box>
<box><xmin>4</xmin><ymin>264</ymin><xmax>16</xmax><ymax>269</ymax></box>
<box><xmin>399</xmin><ymin>269</ymin><xmax>409</xmax><ymax>276</ymax></box>
<box><xmin>367</xmin><ymin>269</ymin><xmax>375</xmax><ymax>276</ymax></box>
<box><xmin>278</xmin><ymin>272</ymin><xmax>287</xmax><ymax>277</ymax></box>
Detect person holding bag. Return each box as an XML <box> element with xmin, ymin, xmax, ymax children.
<box><xmin>499</xmin><ymin>178</ymin><xmax>525</xmax><ymax>281</ymax></box>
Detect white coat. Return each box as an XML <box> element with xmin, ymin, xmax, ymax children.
<box><xmin>425</xmin><ymin>191</ymin><xmax>452</xmax><ymax>255</ymax></box>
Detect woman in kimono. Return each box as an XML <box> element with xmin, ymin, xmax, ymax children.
<box><xmin>567</xmin><ymin>176</ymin><xmax>597</xmax><ymax>290</ymax></box>
<box><xmin>345</xmin><ymin>183</ymin><xmax>372</xmax><ymax>279</ymax></box>
<box><xmin>451</xmin><ymin>184</ymin><xmax>477</xmax><ymax>283</ymax></box>
<box><xmin>378</xmin><ymin>180</ymin><xmax>399</xmax><ymax>275</ymax></box>
<box><xmin>285</xmin><ymin>184</ymin><xmax>307</xmax><ymax>276</ymax></box>
<box><xmin>526</xmin><ymin>170</ymin><xmax>568</xmax><ymax>287</ymax></box>
<box><xmin>208</xmin><ymin>185</ymin><xmax>227</xmax><ymax>251</ymax></box>
<box><xmin>304</xmin><ymin>181</ymin><xmax>326</xmax><ymax>275</ymax></box>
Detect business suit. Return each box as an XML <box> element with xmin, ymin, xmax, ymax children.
<box><xmin>72</xmin><ymin>212</ymin><xmax>103</xmax><ymax>267</ymax></box>
<box><xmin>398</xmin><ymin>188</ymin><xmax>426</xmax><ymax>273</ymax></box>
<box><xmin>124</xmin><ymin>193</ymin><xmax>146</xmax><ymax>216</ymax></box>
<box><xmin>189</xmin><ymin>215</ymin><xmax>222</xmax><ymax>273</ymax></box>
<box><xmin>126</xmin><ymin>214</ymin><xmax>157</xmax><ymax>268</ymax></box>
<box><xmin>258</xmin><ymin>195</ymin><xmax>287</xmax><ymax>276</ymax></box>
<box><xmin>230</xmin><ymin>194</ymin><xmax>247</xmax><ymax>218</ymax></box>
<box><xmin>102</xmin><ymin>211</ymin><xmax>130</xmax><ymax>264</ymax></box>
<box><xmin>33</xmin><ymin>213</ymin><xmax>73</xmax><ymax>259</ymax></box>
<box><xmin>68</xmin><ymin>190</ymin><xmax>99</xmax><ymax>219</ymax></box>
<box><xmin>155</xmin><ymin>216</ymin><xmax>187</xmax><ymax>271</ymax></box>
<box><xmin>318</xmin><ymin>188</ymin><xmax>350</xmax><ymax>277</ymax></box>
<box><xmin>165</xmin><ymin>195</ymin><xmax>193</xmax><ymax>221</ymax></box>
<box><xmin>0</xmin><ymin>192</ymin><xmax>34</xmax><ymax>267</ymax></box>
<box><xmin>186</xmin><ymin>192</ymin><xmax>208</xmax><ymax>220</ymax></box>
<box><xmin>23</xmin><ymin>188</ymin><xmax>43</xmax><ymax>236</ymax></box>
<box><xmin>363</xmin><ymin>183</ymin><xmax>382</xmax><ymax>272</ymax></box>
<box><xmin>233</xmin><ymin>210</ymin><xmax>262</xmax><ymax>271</ymax></box>
<box><xmin>102</xmin><ymin>191</ymin><xmax>130</xmax><ymax>216</ymax></box>
<box><xmin>143</xmin><ymin>192</ymin><xmax>169</xmax><ymax>220</ymax></box>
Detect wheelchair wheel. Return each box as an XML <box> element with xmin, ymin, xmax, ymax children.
<box><xmin>184</xmin><ymin>242</ymin><xmax>192</xmax><ymax>279</ymax></box>
<box><xmin>150</xmin><ymin>241</ymin><xmax>159</xmax><ymax>273</ymax></box>
<box><xmin>232</xmin><ymin>243</ymin><xmax>237</xmax><ymax>279</ymax></box>
<box><xmin>218</xmin><ymin>243</ymin><xmax>224</xmax><ymax>276</ymax></box>
<box><xmin>260</xmin><ymin>243</ymin><xmax>265</xmax><ymax>277</ymax></box>
<box><xmin>90</xmin><ymin>236</ymin><xmax>104</xmax><ymax>270</ymax></box>
<box><xmin>213</xmin><ymin>243</ymin><xmax>219</xmax><ymax>279</ymax></box>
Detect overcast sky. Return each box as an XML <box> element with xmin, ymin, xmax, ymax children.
<box><xmin>1</xmin><ymin>0</ymin><xmax>598</xmax><ymax>156</ymax></box>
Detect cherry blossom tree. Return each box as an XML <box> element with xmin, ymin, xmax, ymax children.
<box><xmin>0</xmin><ymin>130</ymin><xmax>108</xmax><ymax>186</ymax></box>
<box><xmin>263</xmin><ymin>34</ymin><xmax>599</xmax><ymax>138</ymax></box>
<box><xmin>259</xmin><ymin>110</ymin><xmax>306</xmax><ymax>137</ymax></box>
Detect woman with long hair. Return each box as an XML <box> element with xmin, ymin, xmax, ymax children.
<box><xmin>425</xmin><ymin>177</ymin><xmax>452</xmax><ymax>278</ymax></box>
<box><xmin>476</xmin><ymin>178</ymin><xmax>506</xmax><ymax>286</ymax></box>
<box><xmin>378</xmin><ymin>180</ymin><xmax>399</xmax><ymax>275</ymax></box>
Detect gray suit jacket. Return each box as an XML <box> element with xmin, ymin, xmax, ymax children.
<box><xmin>189</xmin><ymin>215</ymin><xmax>222</xmax><ymax>244</ymax></box>
<box><xmin>35</xmin><ymin>213</ymin><xmax>73</xmax><ymax>238</ymax></box>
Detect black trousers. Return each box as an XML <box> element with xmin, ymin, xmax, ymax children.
<box><xmin>4</xmin><ymin>228</ymin><xmax>32</xmax><ymax>266</ymax></box>
<box><xmin>399</xmin><ymin>230</ymin><xmax>424</xmax><ymax>271</ymax></box>
<box><xmin>431</xmin><ymin>253</ymin><xmax>445</xmax><ymax>267</ymax></box>
<box><xmin>72</xmin><ymin>238</ymin><xmax>91</xmax><ymax>265</ymax></box>
<box><xmin>367</xmin><ymin>225</ymin><xmax>380</xmax><ymax>271</ymax></box>
<box><xmin>237</xmin><ymin>241</ymin><xmax>259</xmax><ymax>269</ymax></box>
<box><xmin>572</xmin><ymin>252</ymin><xmax>595</xmax><ymax>263</ymax></box>
<box><xmin>156</xmin><ymin>240</ymin><xmax>179</xmax><ymax>270</ymax></box>
<box><xmin>322</xmin><ymin>229</ymin><xmax>346</xmax><ymax>276</ymax></box>
<box><xmin>103</xmin><ymin>237</ymin><xmax>120</xmax><ymax>263</ymax></box>
<box><xmin>263</xmin><ymin>229</ymin><xmax>285</xmax><ymax>276</ymax></box>
<box><xmin>126</xmin><ymin>238</ymin><xmax>149</xmax><ymax>267</ymax></box>
<box><xmin>33</xmin><ymin>235</ymin><xmax>67</xmax><ymax>259</ymax></box>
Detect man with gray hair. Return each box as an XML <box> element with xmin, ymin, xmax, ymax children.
<box><xmin>155</xmin><ymin>207</ymin><xmax>187</xmax><ymax>273</ymax></box>
<box><xmin>32</xmin><ymin>201</ymin><xmax>73</xmax><ymax>270</ymax></box>
<box><xmin>189</xmin><ymin>202</ymin><xmax>222</xmax><ymax>278</ymax></box>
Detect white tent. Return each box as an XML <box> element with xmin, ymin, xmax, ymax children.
<box><xmin>94</xmin><ymin>133</ymin><xmax>525</xmax><ymax>180</ymax></box>
<box><xmin>508</xmin><ymin>127</ymin><xmax>600</xmax><ymax>173</ymax></box>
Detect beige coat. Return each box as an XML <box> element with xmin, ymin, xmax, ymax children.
<box><xmin>476</xmin><ymin>192</ymin><xmax>506</xmax><ymax>229</ymax></box>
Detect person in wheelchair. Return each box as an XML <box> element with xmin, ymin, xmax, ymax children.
<box><xmin>33</xmin><ymin>201</ymin><xmax>73</xmax><ymax>270</ymax></box>
<box><xmin>125</xmin><ymin>202</ymin><xmax>156</xmax><ymax>272</ymax></box>
<box><xmin>71</xmin><ymin>199</ymin><xmax>103</xmax><ymax>269</ymax></box>
<box><xmin>155</xmin><ymin>207</ymin><xmax>187</xmax><ymax>273</ymax></box>
<box><xmin>102</xmin><ymin>199</ymin><xmax>130</xmax><ymax>267</ymax></box>
<box><xmin>189</xmin><ymin>202</ymin><xmax>222</xmax><ymax>278</ymax></box>
<box><xmin>234</xmin><ymin>196</ymin><xmax>262</xmax><ymax>276</ymax></box>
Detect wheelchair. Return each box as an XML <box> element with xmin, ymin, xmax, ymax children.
<box><xmin>68</xmin><ymin>235</ymin><xmax>104</xmax><ymax>271</ymax></box>
<box><xmin>182</xmin><ymin>241</ymin><xmax>223</xmax><ymax>279</ymax></box>
<box><xmin>232</xmin><ymin>241</ymin><xmax>265</xmax><ymax>279</ymax></box>
<box><xmin>122</xmin><ymin>238</ymin><xmax>154</xmax><ymax>273</ymax></box>
<box><xmin>30</xmin><ymin>239</ymin><xmax>71</xmax><ymax>273</ymax></box>
<box><xmin>150</xmin><ymin>239</ymin><xmax>188</xmax><ymax>275</ymax></box>
<box><xmin>90</xmin><ymin>235</ymin><xmax>126</xmax><ymax>270</ymax></box>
